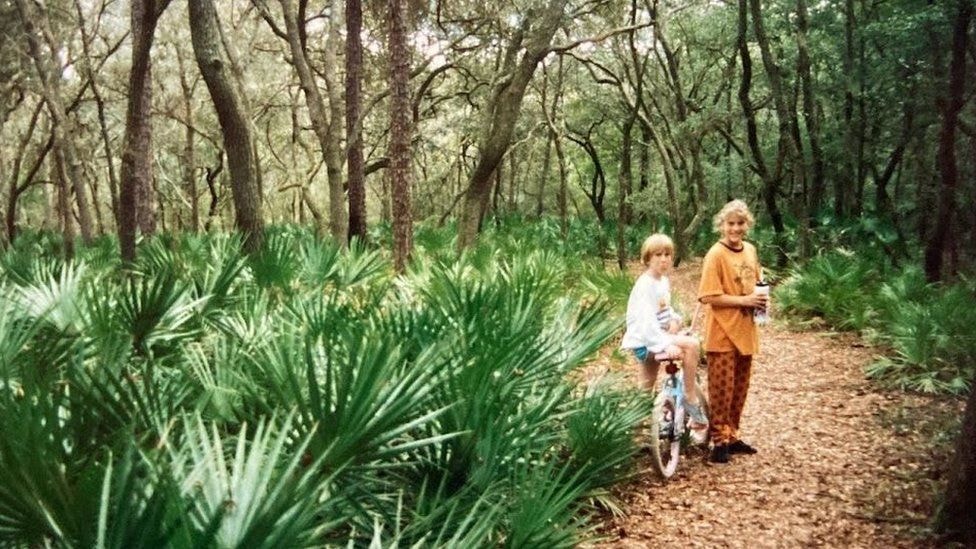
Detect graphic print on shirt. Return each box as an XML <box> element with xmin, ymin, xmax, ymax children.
<box><xmin>732</xmin><ymin>260</ymin><xmax>757</xmax><ymax>293</ymax></box>
<box><xmin>656</xmin><ymin>297</ymin><xmax>673</xmax><ymax>329</ymax></box>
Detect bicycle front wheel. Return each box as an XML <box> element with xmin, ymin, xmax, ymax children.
<box><xmin>648</xmin><ymin>388</ymin><xmax>683</xmax><ymax>480</ymax></box>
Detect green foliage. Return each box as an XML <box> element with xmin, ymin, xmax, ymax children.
<box><xmin>0</xmin><ymin>225</ymin><xmax>646</xmax><ymax>546</ymax></box>
<box><xmin>778</xmin><ymin>250</ymin><xmax>975</xmax><ymax>394</ymax></box>
<box><xmin>776</xmin><ymin>249</ymin><xmax>880</xmax><ymax>331</ymax></box>
<box><xmin>865</xmin><ymin>270</ymin><xmax>976</xmax><ymax>394</ymax></box>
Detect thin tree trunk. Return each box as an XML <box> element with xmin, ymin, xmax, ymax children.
<box><xmin>508</xmin><ymin>150</ymin><xmax>517</xmax><ymax>213</ymax></box>
<box><xmin>924</xmin><ymin>0</ymin><xmax>969</xmax><ymax>282</ymax></box>
<box><xmin>16</xmin><ymin>0</ymin><xmax>93</xmax><ymax>246</ymax></box>
<box><xmin>639</xmin><ymin>125</ymin><xmax>650</xmax><ymax>194</ymax></box>
<box><xmin>566</xmin><ymin>128</ymin><xmax>607</xmax><ymax>222</ymax></box>
<box><xmin>119</xmin><ymin>0</ymin><xmax>167</xmax><ymax>261</ymax></box>
<box><xmin>5</xmin><ymin>102</ymin><xmax>47</xmax><ymax>246</ymax></box>
<box><xmin>457</xmin><ymin>0</ymin><xmax>567</xmax><ymax>250</ymax></box>
<box><xmin>854</xmin><ymin>0</ymin><xmax>867</xmax><ymax>215</ymax></box>
<box><xmin>537</xmin><ymin>60</ymin><xmax>554</xmax><ymax>218</ymax></box>
<box><xmin>388</xmin><ymin>0</ymin><xmax>413</xmax><ymax>271</ymax></box>
<box><xmin>540</xmin><ymin>55</ymin><xmax>566</xmax><ymax>222</ymax></box>
<box><xmin>189</xmin><ymin>0</ymin><xmax>264</xmax><ymax>251</ymax></box>
<box><xmin>74</xmin><ymin>0</ymin><xmax>120</xmax><ymax>228</ymax></box>
<box><xmin>322</xmin><ymin>0</ymin><xmax>347</xmax><ymax>241</ymax></box>
<box><xmin>876</xmin><ymin>102</ymin><xmax>913</xmax><ymax>219</ymax></box>
<box><xmin>270</xmin><ymin>0</ymin><xmax>344</xmax><ymax>239</ymax></box>
<box><xmin>617</xmin><ymin>114</ymin><xmax>635</xmax><ymax>270</ymax></box>
<box><xmin>795</xmin><ymin>0</ymin><xmax>824</xmax><ymax>224</ymax></box>
<box><xmin>839</xmin><ymin>0</ymin><xmax>856</xmax><ymax>217</ymax></box>
<box><xmin>739</xmin><ymin>0</ymin><xmax>786</xmax><ymax>265</ymax></box>
<box><xmin>51</xmin><ymin>146</ymin><xmax>75</xmax><ymax>258</ymax></box>
<box><xmin>176</xmin><ymin>46</ymin><xmax>199</xmax><ymax>232</ymax></box>
<box><xmin>937</xmin><ymin>384</ymin><xmax>976</xmax><ymax>544</ymax></box>
<box><xmin>346</xmin><ymin>0</ymin><xmax>366</xmax><ymax>242</ymax></box>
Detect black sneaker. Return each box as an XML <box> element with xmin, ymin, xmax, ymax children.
<box><xmin>728</xmin><ymin>440</ymin><xmax>758</xmax><ymax>455</ymax></box>
<box><xmin>709</xmin><ymin>444</ymin><xmax>730</xmax><ymax>463</ymax></box>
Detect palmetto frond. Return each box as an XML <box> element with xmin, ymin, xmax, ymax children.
<box><xmin>168</xmin><ymin>413</ymin><xmax>325</xmax><ymax>548</ymax></box>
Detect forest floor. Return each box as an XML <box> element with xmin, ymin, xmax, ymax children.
<box><xmin>583</xmin><ymin>259</ymin><xmax>965</xmax><ymax>548</ymax></box>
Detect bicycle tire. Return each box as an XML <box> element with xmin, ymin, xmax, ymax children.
<box><xmin>648</xmin><ymin>381</ymin><xmax>683</xmax><ymax>479</ymax></box>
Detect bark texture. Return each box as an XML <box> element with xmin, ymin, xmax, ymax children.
<box><xmin>387</xmin><ymin>0</ymin><xmax>413</xmax><ymax>271</ymax></box>
<box><xmin>189</xmin><ymin>0</ymin><xmax>265</xmax><ymax>251</ymax></box>
<box><xmin>457</xmin><ymin>0</ymin><xmax>567</xmax><ymax>250</ymax></box>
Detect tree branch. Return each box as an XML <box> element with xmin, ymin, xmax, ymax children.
<box><xmin>549</xmin><ymin>22</ymin><xmax>652</xmax><ymax>53</ymax></box>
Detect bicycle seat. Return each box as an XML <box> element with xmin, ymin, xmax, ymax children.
<box><xmin>652</xmin><ymin>353</ymin><xmax>681</xmax><ymax>374</ymax></box>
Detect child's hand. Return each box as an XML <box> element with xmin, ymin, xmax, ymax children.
<box><xmin>664</xmin><ymin>344</ymin><xmax>681</xmax><ymax>359</ymax></box>
<box><xmin>742</xmin><ymin>291</ymin><xmax>769</xmax><ymax>309</ymax></box>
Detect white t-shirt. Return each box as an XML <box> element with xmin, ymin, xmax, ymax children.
<box><xmin>620</xmin><ymin>272</ymin><xmax>682</xmax><ymax>353</ymax></box>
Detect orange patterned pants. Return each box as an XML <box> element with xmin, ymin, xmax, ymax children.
<box><xmin>706</xmin><ymin>350</ymin><xmax>753</xmax><ymax>445</ymax></box>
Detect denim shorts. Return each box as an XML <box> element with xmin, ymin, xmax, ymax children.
<box><xmin>632</xmin><ymin>347</ymin><xmax>649</xmax><ymax>362</ymax></box>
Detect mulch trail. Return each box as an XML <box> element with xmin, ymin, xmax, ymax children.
<box><xmin>585</xmin><ymin>259</ymin><xmax>963</xmax><ymax>548</ymax></box>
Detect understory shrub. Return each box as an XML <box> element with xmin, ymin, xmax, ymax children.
<box><xmin>777</xmin><ymin>250</ymin><xmax>975</xmax><ymax>394</ymax></box>
<box><xmin>0</xmin><ymin>227</ymin><xmax>645</xmax><ymax>547</ymax></box>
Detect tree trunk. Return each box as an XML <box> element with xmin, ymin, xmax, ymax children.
<box><xmin>345</xmin><ymin>0</ymin><xmax>366</xmax><ymax>242</ymax></box>
<box><xmin>272</xmin><ymin>0</ymin><xmax>338</xmax><ymax>238</ymax></box>
<box><xmin>189</xmin><ymin>0</ymin><xmax>264</xmax><ymax>251</ymax></box>
<box><xmin>566</xmin><ymin>128</ymin><xmax>607</xmax><ymax>223</ymax></box>
<box><xmin>617</xmin><ymin>114</ymin><xmax>635</xmax><ymax>270</ymax></box>
<box><xmin>322</xmin><ymin>0</ymin><xmax>347</xmax><ymax>241</ymax></box>
<box><xmin>74</xmin><ymin>0</ymin><xmax>121</xmax><ymax>229</ymax></box>
<box><xmin>388</xmin><ymin>0</ymin><xmax>413</xmax><ymax>272</ymax></box>
<box><xmin>639</xmin><ymin>125</ymin><xmax>650</xmax><ymax>194</ymax></box>
<box><xmin>16</xmin><ymin>0</ymin><xmax>93</xmax><ymax>246</ymax></box>
<box><xmin>739</xmin><ymin>0</ymin><xmax>787</xmax><ymax>265</ymax></box>
<box><xmin>176</xmin><ymin>46</ymin><xmax>199</xmax><ymax>232</ymax></box>
<box><xmin>5</xmin><ymin>102</ymin><xmax>47</xmax><ymax>246</ymax></box>
<box><xmin>555</xmin><ymin>116</ymin><xmax>569</xmax><ymax>238</ymax></box>
<box><xmin>51</xmin><ymin>145</ymin><xmax>75</xmax><ymax>258</ymax></box>
<box><xmin>119</xmin><ymin>0</ymin><xmax>166</xmax><ymax>262</ymax></box>
<box><xmin>652</xmin><ymin>9</ymin><xmax>708</xmax><ymax>240</ymax></box>
<box><xmin>838</xmin><ymin>0</ymin><xmax>856</xmax><ymax>217</ymax></box>
<box><xmin>457</xmin><ymin>0</ymin><xmax>567</xmax><ymax>250</ymax></box>
<box><xmin>924</xmin><ymin>0</ymin><xmax>969</xmax><ymax>283</ymax></box>
<box><xmin>537</xmin><ymin>60</ymin><xmax>554</xmax><ymax>218</ymax></box>
<box><xmin>937</xmin><ymin>384</ymin><xmax>976</xmax><ymax>544</ymax></box>
<box><xmin>539</xmin><ymin>56</ymin><xmax>565</xmax><ymax>221</ymax></box>
<box><xmin>795</xmin><ymin>0</ymin><xmax>824</xmax><ymax>226</ymax></box>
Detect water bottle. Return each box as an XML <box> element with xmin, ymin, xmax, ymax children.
<box><xmin>754</xmin><ymin>279</ymin><xmax>770</xmax><ymax>326</ymax></box>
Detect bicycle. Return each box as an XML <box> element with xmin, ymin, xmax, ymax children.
<box><xmin>646</xmin><ymin>351</ymin><xmax>709</xmax><ymax>480</ymax></box>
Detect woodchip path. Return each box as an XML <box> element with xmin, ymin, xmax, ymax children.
<box><xmin>586</xmin><ymin>259</ymin><xmax>960</xmax><ymax>548</ymax></box>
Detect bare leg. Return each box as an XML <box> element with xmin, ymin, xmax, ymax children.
<box><xmin>637</xmin><ymin>356</ymin><xmax>660</xmax><ymax>393</ymax></box>
<box><xmin>681</xmin><ymin>343</ymin><xmax>701</xmax><ymax>406</ymax></box>
<box><xmin>668</xmin><ymin>335</ymin><xmax>701</xmax><ymax>406</ymax></box>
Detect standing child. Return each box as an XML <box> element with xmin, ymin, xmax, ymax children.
<box><xmin>621</xmin><ymin>234</ymin><xmax>708</xmax><ymax>440</ymax></box>
<box><xmin>697</xmin><ymin>199</ymin><xmax>768</xmax><ymax>463</ymax></box>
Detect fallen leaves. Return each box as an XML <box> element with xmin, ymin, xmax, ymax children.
<box><xmin>580</xmin><ymin>259</ymin><xmax>963</xmax><ymax>548</ymax></box>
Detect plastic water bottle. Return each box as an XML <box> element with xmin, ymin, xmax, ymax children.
<box><xmin>754</xmin><ymin>279</ymin><xmax>770</xmax><ymax>326</ymax></box>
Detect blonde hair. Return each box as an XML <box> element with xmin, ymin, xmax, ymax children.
<box><xmin>639</xmin><ymin>233</ymin><xmax>674</xmax><ymax>265</ymax></box>
<box><xmin>713</xmin><ymin>199</ymin><xmax>755</xmax><ymax>233</ymax></box>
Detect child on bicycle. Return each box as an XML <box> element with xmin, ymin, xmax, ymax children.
<box><xmin>697</xmin><ymin>199</ymin><xmax>767</xmax><ymax>463</ymax></box>
<box><xmin>622</xmin><ymin>233</ymin><xmax>708</xmax><ymax>440</ymax></box>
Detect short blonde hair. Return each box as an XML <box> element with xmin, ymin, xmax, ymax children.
<box><xmin>640</xmin><ymin>233</ymin><xmax>674</xmax><ymax>265</ymax></box>
<box><xmin>713</xmin><ymin>199</ymin><xmax>755</xmax><ymax>233</ymax></box>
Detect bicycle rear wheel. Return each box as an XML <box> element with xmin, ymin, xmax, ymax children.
<box><xmin>648</xmin><ymin>386</ymin><xmax>684</xmax><ymax>479</ymax></box>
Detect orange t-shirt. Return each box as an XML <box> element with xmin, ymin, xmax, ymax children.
<box><xmin>697</xmin><ymin>241</ymin><xmax>761</xmax><ymax>355</ymax></box>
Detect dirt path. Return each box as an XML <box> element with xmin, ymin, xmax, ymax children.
<box><xmin>588</xmin><ymin>260</ymin><xmax>959</xmax><ymax>548</ymax></box>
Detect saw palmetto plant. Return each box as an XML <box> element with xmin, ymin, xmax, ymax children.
<box><xmin>0</xmin><ymin>229</ymin><xmax>644</xmax><ymax>547</ymax></box>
